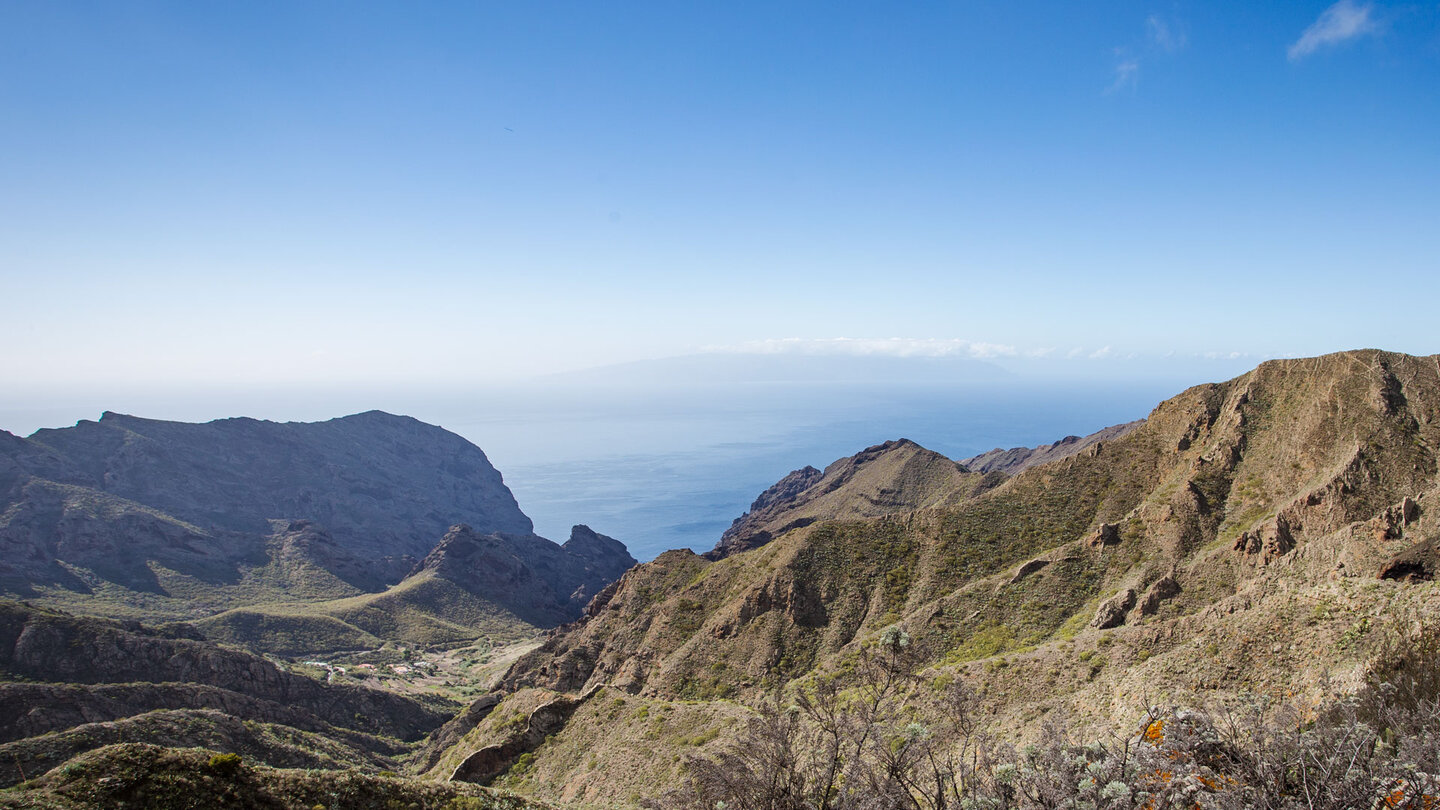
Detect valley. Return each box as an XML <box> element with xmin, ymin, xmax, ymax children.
<box><xmin>2</xmin><ymin>349</ymin><xmax>1439</xmax><ymax>808</ymax></box>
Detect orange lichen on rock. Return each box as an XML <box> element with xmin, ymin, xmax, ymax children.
<box><xmin>1142</xmin><ymin>717</ymin><xmax>1165</xmax><ymax>744</ymax></box>
<box><xmin>1381</xmin><ymin>782</ymin><xmax>1439</xmax><ymax>809</ymax></box>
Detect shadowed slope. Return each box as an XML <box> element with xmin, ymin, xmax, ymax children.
<box><xmin>11</xmin><ymin>410</ymin><xmax>532</xmax><ymax>561</ymax></box>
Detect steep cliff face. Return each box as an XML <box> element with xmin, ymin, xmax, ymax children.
<box><xmin>483</xmin><ymin>350</ymin><xmax>1440</xmax><ymax>808</ymax></box>
<box><xmin>513</xmin><ymin>525</ymin><xmax>638</xmax><ymax>612</ymax></box>
<box><xmin>8</xmin><ymin>410</ymin><xmax>532</xmax><ymax>562</ymax></box>
<box><xmin>0</xmin><ymin>411</ymin><xmax>637</xmax><ymax>654</ymax></box>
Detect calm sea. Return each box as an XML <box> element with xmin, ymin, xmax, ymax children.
<box><xmin>446</xmin><ymin>380</ymin><xmax>1182</xmax><ymax>561</ymax></box>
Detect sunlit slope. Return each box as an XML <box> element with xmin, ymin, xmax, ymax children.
<box><xmin>477</xmin><ymin>349</ymin><xmax>1440</xmax><ymax>807</ymax></box>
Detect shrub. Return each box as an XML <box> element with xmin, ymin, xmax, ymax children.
<box><xmin>656</xmin><ymin>624</ymin><xmax>1440</xmax><ymax>810</ymax></box>
<box><xmin>205</xmin><ymin>752</ymin><xmax>242</xmax><ymax>775</ymax></box>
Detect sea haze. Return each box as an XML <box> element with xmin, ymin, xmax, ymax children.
<box><xmin>1</xmin><ymin>354</ymin><xmax>1252</xmax><ymax>563</ymax></box>
<box><xmin>451</xmin><ymin>377</ymin><xmax>1187</xmax><ymax>561</ymax></box>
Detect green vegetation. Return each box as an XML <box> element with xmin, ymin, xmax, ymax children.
<box><xmin>0</xmin><ymin>744</ymin><xmax>553</xmax><ymax>808</ymax></box>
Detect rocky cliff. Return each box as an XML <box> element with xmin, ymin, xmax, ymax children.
<box><xmin>5</xmin><ymin>409</ymin><xmax>532</xmax><ymax>564</ymax></box>
<box><xmin>0</xmin><ymin>411</ymin><xmax>636</xmax><ymax>652</ymax></box>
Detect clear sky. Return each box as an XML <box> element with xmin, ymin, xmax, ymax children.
<box><xmin>3</xmin><ymin>1</ymin><xmax>1438</xmax><ymax>400</ymax></box>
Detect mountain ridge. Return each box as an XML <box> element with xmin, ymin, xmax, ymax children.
<box><xmin>468</xmin><ymin>348</ymin><xmax>1440</xmax><ymax>807</ymax></box>
<box><xmin>960</xmin><ymin>418</ymin><xmax>1145</xmax><ymax>475</ymax></box>
<box><xmin>0</xmin><ymin>410</ymin><xmax>636</xmax><ymax>653</ymax></box>
<box><xmin>707</xmin><ymin>438</ymin><xmax>993</xmax><ymax>560</ymax></box>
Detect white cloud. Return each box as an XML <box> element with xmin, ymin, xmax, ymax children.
<box><xmin>1107</xmin><ymin>14</ymin><xmax>1185</xmax><ymax>94</ymax></box>
<box><xmin>1146</xmin><ymin>15</ymin><xmax>1187</xmax><ymax>52</ymax></box>
<box><xmin>1107</xmin><ymin>56</ymin><xmax>1141</xmax><ymax>93</ymax></box>
<box><xmin>711</xmin><ymin>338</ymin><xmax>1020</xmax><ymax>359</ymax></box>
<box><xmin>1089</xmin><ymin>346</ymin><xmax>1114</xmax><ymax>359</ymax></box>
<box><xmin>1288</xmin><ymin>1</ymin><xmax>1379</xmax><ymax>61</ymax></box>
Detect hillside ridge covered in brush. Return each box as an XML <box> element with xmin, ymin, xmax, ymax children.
<box><xmin>457</xmin><ymin>349</ymin><xmax>1440</xmax><ymax>807</ymax></box>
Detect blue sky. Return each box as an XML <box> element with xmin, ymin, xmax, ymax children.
<box><xmin>3</xmin><ymin>1</ymin><xmax>1438</xmax><ymax>401</ymax></box>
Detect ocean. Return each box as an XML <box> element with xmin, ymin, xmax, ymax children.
<box><xmin>446</xmin><ymin>379</ymin><xmax>1184</xmax><ymax>561</ymax></box>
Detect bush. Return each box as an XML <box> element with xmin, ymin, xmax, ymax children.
<box><xmin>205</xmin><ymin>752</ymin><xmax>243</xmax><ymax>775</ymax></box>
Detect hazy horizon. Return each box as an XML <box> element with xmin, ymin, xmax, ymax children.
<box><xmin>1</xmin><ymin>361</ymin><xmax>1195</xmax><ymax>560</ymax></box>
<box><xmin>1</xmin><ymin>346</ymin><xmax>1270</xmax><ymax>438</ymax></box>
<box><xmin>4</xmin><ymin>1</ymin><xmax>1438</xmax><ymax>400</ymax></box>
<box><xmin>1</xmin><ymin>345</ymin><xmax>1271</xmax><ymax>560</ymax></box>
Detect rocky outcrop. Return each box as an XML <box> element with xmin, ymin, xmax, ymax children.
<box><xmin>451</xmin><ymin>687</ymin><xmax>602</xmax><ymax>785</ymax></box>
<box><xmin>1233</xmin><ymin>515</ymin><xmax>1296</xmax><ymax>565</ymax></box>
<box><xmin>1377</xmin><ymin>538</ymin><xmax>1438</xmax><ymax>582</ymax></box>
<box><xmin>1084</xmin><ymin>523</ymin><xmax>1121</xmax><ymax>549</ymax></box>
<box><xmin>510</xmin><ymin>525</ymin><xmax>637</xmax><ymax>612</ymax></box>
<box><xmin>1137</xmin><ymin>574</ymin><xmax>1181</xmax><ymax>616</ymax></box>
<box><xmin>410</xmin><ymin>693</ymin><xmax>504</xmax><ymax>775</ymax></box>
<box><xmin>407</xmin><ymin>523</ymin><xmax>634</xmax><ymax>624</ymax></box>
<box><xmin>710</xmin><ymin>466</ymin><xmax>825</xmax><ymax>558</ymax></box>
<box><xmin>1371</xmin><ymin>496</ymin><xmax>1422</xmax><ymax>542</ymax></box>
<box><xmin>1008</xmin><ymin>558</ymin><xmax>1052</xmax><ymax>584</ymax></box>
<box><xmin>1092</xmin><ymin>589</ymin><xmax>1137</xmax><ymax>629</ymax></box>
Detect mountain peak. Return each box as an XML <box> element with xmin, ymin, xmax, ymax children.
<box><xmin>562</xmin><ymin>524</ymin><xmax>633</xmax><ymax>563</ymax></box>
<box><xmin>708</xmin><ymin>437</ymin><xmax>984</xmax><ymax>559</ymax></box>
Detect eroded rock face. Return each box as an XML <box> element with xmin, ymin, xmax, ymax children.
<box><xmin>415</xmin><ymin>524</ymin><xmax>636</xmax><ymax>626</ymax></box>
<box><xmin>1371</xmin><ymin>497</ymin><xmax>1422</xmax><ymax>542</ymax></box>
<box><xmin>709</xmin><ymin>464</ymin><xmax>824</xmax><ymax>559</ymax></box>
<box><xmin>1377</xmin><ymin>538</ymin><xmax>1438</xmax><ymax>582</ymax></box>
<box><xmin>1138</xmin><ymin>575</ymin><xmax>1181</xmax><ymax>616</ymax></box>
<box><xmin>0</xmin><ymin>410</ymin><xmax>535</xmax><ymax>584</ymax></box>
<box><xmin>1233</xmin><ymin>515</ymin><xmax>1296</xmax><ymax>565</ymax></box>
<box><xmin>1092</xmin><ymin>589</ymin><xmax>1137</xmax><ymax>629</ymax></box>
<box><xmin>1085</xmin><ymin>523</ymin><xmax>1122</xmax><ymax>550</ymax></box>
<box><xmin>451</xmin><ymin>689</ymin><xmax>600</xmax><ymax>785</ymax></box>
<box><xmin>1009</xmin><ymin>558</ymin><xmax>1052</xmax><ymax>584</ymax></box>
